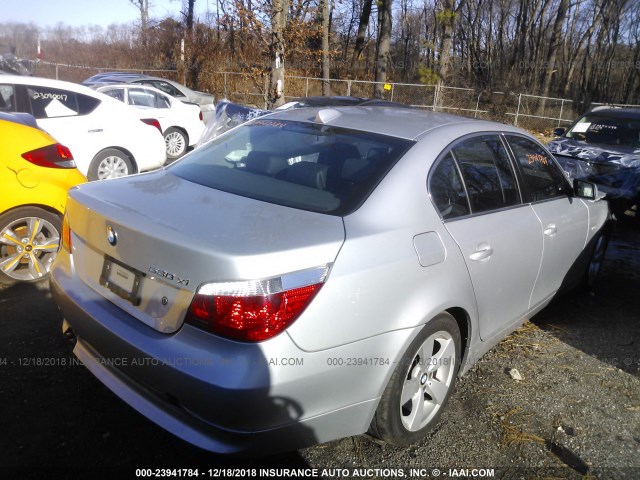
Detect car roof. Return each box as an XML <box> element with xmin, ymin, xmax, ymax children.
<box><xmin>0</xmin><ymin>111</ymin><xmax>39</xmax><ymax>128</ymax></box>
<box><xmin>585</xmin><ymin>107</ymin><xmax>640</xmax><ymax>119</ymax></box>
<box><xmin>2</xmin><ymin>74</ymin><xmax>103</xmax><ymax>96</ymax></box>
<box><xmin>96</xmin><ymin>75</ymin><xmax>192</xmax><ymax>91</ymax></box>
<box><xmin>265</xmin><ymin>105</ymin><xmax>527</xmax><ymax>141</ymax></box>
<box><xmin>97</xmin><ymin>83</ymin><xmax>169</xmax><ymax>95</ymax></box>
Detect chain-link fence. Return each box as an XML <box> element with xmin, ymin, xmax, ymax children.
<box><xmin>28</xmin><ymin>62</ymin><xmax>640</xmax><ymax>132</ymax></box>
<box><xmin>32</xmin><ymin>61</ymin><xmax>177</xmax><ymax>85</ymax></box>
<box><xmin>505</xmin><ymin>94</ymin><xmax>579</xmax><ymax>130</ymax></box>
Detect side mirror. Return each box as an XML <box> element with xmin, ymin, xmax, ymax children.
<box><xmin>552</xmin><ymin>127</ymin><xmax>566</xmax><ymax>137</ymax></box>
<box><xmin>573</xmin><ymin>179</ymin><xmax>597</xmax><ymax>200</ymax></box>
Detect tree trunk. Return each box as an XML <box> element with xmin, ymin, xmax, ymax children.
<box><xmin>435</xmin><ymin>0</ymin><xmax>466</xmax><ymax>106</ymax></box>
<box><xmin>186</xmin><ymin>0</ymin><xmax>197</xmax><ymax>88</ymax></box>
<box><xmin>320</xmin><ymin>0</ymin><xmax>330</xmax><ymax>95</ymax></box>
<box><xmin>373</xmin><ymin>0</ymin><xmax>393</xmax><ymax>98</ymax></box>
<box><xmin>564</xmin><ymin>2</ymin><xmax>603</xmax><ymax>97</ymax></box>
<box><xmin>537</xmin><ymin>0</ymin><xmax>569</xmax><ymax>113</ymax></box>
<box><xmin>269</xmin><ymin>0</ymin><xmax>290</xmax><ymax>108</ymax></box>
<box><xmin>129</xmin><ymin>0</ymin><xmax>149</xmax><ymax>46</ymax></box>
<box><xmin>351</xmin><ymin>0</ymin><xmax>373</xmax><ymax>77</ymax></box>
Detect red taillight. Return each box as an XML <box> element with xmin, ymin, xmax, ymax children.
<box><xmin>22</xmin><ymin>144</ymin><xmax>76</xmax><ymax>169</ymax></box>
<box><xmin>185</xmin><ymin>267</ymin><xmax>329</xmax><ymax>342</ymax></box>
<box><xmin>62</xmin><ymin>212</ymin><xmax>71</xmax><ymax>252</ymax></box>
<box><xmin>141</xmin><ymin>118</ymin><xmax>162</xmax><ymax>134</ymax></box>
<box><xmin>199</xmin><ymin>111</ymin><xmax>203</xmax><ymax>122</ymax></box>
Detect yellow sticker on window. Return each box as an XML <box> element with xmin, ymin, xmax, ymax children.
<box><xmin>526</xmin><ymin>153</ymin><xmax>549</xmax><ymax>166</ymax></box>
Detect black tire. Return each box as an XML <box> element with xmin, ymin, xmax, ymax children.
<box><xmin>609</xmin><ymin>199</ymin><xmax>625</xmax><ymax>221</ymax></box>
<box><xmin>88</xmin><ymin>148</ymin><xmax>134</xmax><ymax>181</ymax></box>
<box><xmin>369</xmin><ymin>313</ymin><xmax>461</xmax><ymax>446</ymax></box>
<box><xmin>164</xmin><ymin>127</ymin><xmax>189</xmax><ymax>160</ymax></box>
<box><xmin>0</xmin><ymin>207</ymin><xmax>62</xmax><ymax>286</ymax></box>
<box><xmin>583</xmin><ymin>230</ymin><xmax>609</xmax><ymax>293</ymax></box>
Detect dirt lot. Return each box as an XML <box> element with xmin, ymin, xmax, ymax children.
<box><xmin>1</xmin><ymin>218</ymin><xmax>639</xmax><ymax>480</ymax></box>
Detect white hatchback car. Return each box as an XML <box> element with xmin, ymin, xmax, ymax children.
<box><xmin>96</xmin><ymin>84</ymin><xmax>205</xmax><ymax>160</ymax></box>
<box><xmin>0</xmin><ymin>75</ymin><xmax>166</xmax><ymax>180</ymax></box>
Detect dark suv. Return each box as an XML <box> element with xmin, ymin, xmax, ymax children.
<box><xmin>548</xmin><ymin>107</ymin><xmax>640</xmax><ymax>219</ymax></box>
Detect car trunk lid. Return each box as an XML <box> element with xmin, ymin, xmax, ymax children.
<box><xmin>65</xmin><ymin>170</ymin><xmax>345</xmax><ymax>333</ymax></box>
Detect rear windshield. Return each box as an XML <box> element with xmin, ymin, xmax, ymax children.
<box><xmin>566</xmin><ymin>114</ymin><xmax>640</xmax><ymax>148</ymax></box>
<box><xmin>169</xmin><ymin>119</ymin><xmax>414</xmax><ymax>215</ymax></box>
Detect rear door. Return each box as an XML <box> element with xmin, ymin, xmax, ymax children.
<box><xmin>504</xmin><ymin>134</ymin><xmax>589</xmax><ymax>307</ymax></box>
<box><xmin>430</xmin><ymin>134</ymin><xmax>543</xmax><ymax>341</ymax></box>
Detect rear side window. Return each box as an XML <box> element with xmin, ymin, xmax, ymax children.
<box><xmin>26</xmin><ymin>86</ymin><xmax>99</xmax><ymax>118</ymax></box>
<box><xmin>154</xmin><ymin>91</ymin><xmax>171</xmax><ymax>108</ymax></box>
<box><xmin>103</xmin><ymin>88</ymin><xmax>125</xmax><ymax>102</ymax></box>
<box><xmin>141</xmin><ymin>80</ymin><xmax>182</xmax><ymax>98</ymax></box>
<box><xmin>505</xmin><ymin>135</ymin><xmax>569</xmax><ymax>202</ymax></box>
<box><xmin>451</xmin><ymin>135</ymin><xmax>520</xmax><ymax>213</ymax></box>
<box><xmin>129</xmin><ymin>88</ymin><xmax>171</xmax><ymax>108</ymax></box>
<box><xmin>0</xmin><ymin>84</ymin><xmax>15</xmax><ymax>112</ymax></box>
<box><xmin>129</xmin><ymin>89</ymin><xmax>155</xmax><ymax>107</ymax></box>
<box><xmin>169</xmin><ymin>119</ymin><xmax>414</xmax><ymax>215</ymax></box>
<box><xmin>430</xmin><ymin>153</ymin><xmax>470</xmax><ymax>219</ymax></box>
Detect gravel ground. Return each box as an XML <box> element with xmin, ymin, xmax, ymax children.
<box><xmin>1</xmin><ymin>218</ymin><xmax>639</xmax><ymax>480</ymax></box>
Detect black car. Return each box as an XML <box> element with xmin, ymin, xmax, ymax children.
<box><xmin>547</xmin><ymin>107</ymin><xmax>640</xmax><ymax>218</ymax></box>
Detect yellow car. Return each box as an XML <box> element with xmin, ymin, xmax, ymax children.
<box><xmin>0</xmin><ymin>113</ymin><xmax>86</xmax><ymax>285</ymax></box>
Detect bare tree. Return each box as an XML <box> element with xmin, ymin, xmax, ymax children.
<box><xmin>184</xmin><ymin>0</ymin><xmax>196</xmax><ymax>86</ymax></box>
<box><xmin>351</xmin><ymin>0</ymin><xmax>373</xmax><ymax>76</ymax></box>
<box><xmin>129</xmin><ymin>0</ymin><xmax>150</xmax><ymax>45</ymax></box>
<box><xmin>269</xmin><ymin>0</ymin><xmax>290</xmax><ymax>107</ymax></box>
<box><xmin>537</xmin><ymin>0</ymin><xmax>569</xmax><ymax>112</ymax></box>
<box><xmin>373</xmin><ymin>0</ymin><xmax>392</xmax><ymax>98</ymax></box>
<box><xmin>433</xmin><ymin>0</ymin><xmax>465</xmax><ymax>107</ymax></box>
<box><xmin>320</xmin><ymin>0</ymin><xmax>330</xmax><ymax>94</ymax></box>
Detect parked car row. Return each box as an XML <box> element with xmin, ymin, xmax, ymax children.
<box><xmin>82</xmin><ymin>71</ymin><xmax>216</xmax><ymax>123</ymax></box>
<box><xmin>2</xmin><ymin>68</ymin><xmax>628</xmax><ymax>459</ymax></box>
<box><xmin>0</xmin><ymin>72</ymin><xmax>213</xmax><ymax>286</ymax></box>
<box><xmin>96</xmin><ymin>84</ymin><xmax>205</xmax><ymax>161</ymax></box>
<box><xmin>0</xmin><ymin>75</ymin><xmax>167</xmax><ymax>180</ymax></box>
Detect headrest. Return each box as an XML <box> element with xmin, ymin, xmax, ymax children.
<box><xmin>285</xmin><ymin>162</ymin><xmax>329</xmax><ymax>190</ymax></box>
<box><xmin>245</xmin><ymin>151</ymin><xmax>288</xmax><ymax>176</ymax></box>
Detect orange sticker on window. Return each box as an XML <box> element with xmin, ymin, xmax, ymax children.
<box><xmin>526</xmin><ymin>154</ymin><xmax>548</xmax><ymax>165</ymax></box>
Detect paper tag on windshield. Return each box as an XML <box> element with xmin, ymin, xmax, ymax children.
<box><xmin>572</xmin><ymin>122</ymin><xmax>591</xmax><ymax>133</ymax></box>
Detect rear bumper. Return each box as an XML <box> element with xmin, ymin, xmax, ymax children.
<box><xmin>50</xmin><ymin>256</ymin><xmax>412</xmax><ymax>455</ymax></box>
<box><xmin>69</xmin><ymin>336</ymin><xmax>378</xmax><ymax>456</ymax></box>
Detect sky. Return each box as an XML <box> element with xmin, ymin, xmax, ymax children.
<box><xmin>3</xmin><ymin>0</ymin><xmax>214</xmax><ymax>28</ymax></box>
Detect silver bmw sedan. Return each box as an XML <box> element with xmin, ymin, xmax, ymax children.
<box><xmin>50</xmin><ymin>105</ymin><xmax>611</xmax><ymax>455</ymax></box>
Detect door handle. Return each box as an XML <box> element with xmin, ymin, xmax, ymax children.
<box><xmin>543</xmin><ymin>224</ymin><xmax>557</xmax><ymax>236</ymax></box>
<box><xmin>470</xmin><ymin>243</ymin><xmax>493</xmax><ymax>262</ymax></box>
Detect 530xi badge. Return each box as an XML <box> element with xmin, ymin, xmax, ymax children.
<box><xmin>148</xmin><ymin>265</ymin><xmax>190</xmax><ymax>286</ymax></box>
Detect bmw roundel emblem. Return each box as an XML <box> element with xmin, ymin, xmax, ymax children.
<box><xmin>106</xmin><ymin>225</ymin><xmax>118</xmax><ymax>246</ymax></box>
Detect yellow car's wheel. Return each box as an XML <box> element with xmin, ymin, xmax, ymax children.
<box><xmin>0</xmin><ymin>207</ymin><xmax>62</xmax><ymax>285</ymax></box>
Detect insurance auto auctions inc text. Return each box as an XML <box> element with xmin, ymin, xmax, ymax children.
<box><xmin>253</xmin><ymin>468</ymin><xmax>495</xmax><ymax>478</ymax></box>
